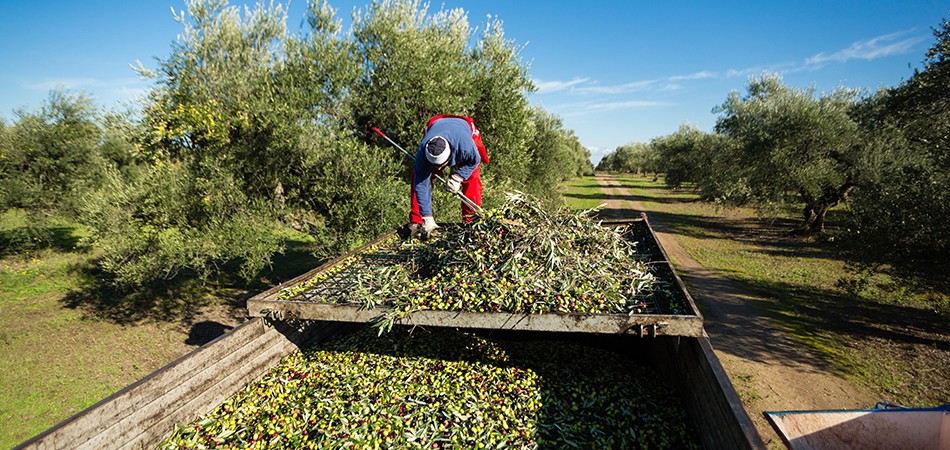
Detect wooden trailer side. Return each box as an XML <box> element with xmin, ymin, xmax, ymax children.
<box><xmin>14</xmin><ymin>318</ymin><xmax>345</xmax><ymax>450</ymax></box>
<box><xmin>651</xmin><ymin>334</ymin><xmax>766</xmax><ymax>450</ymax></box>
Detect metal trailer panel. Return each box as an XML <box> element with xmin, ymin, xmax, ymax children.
<box><xmin>248</xmin><ymin>216</ymin><xmax>705</xmax><ymax>337</ymax></box>
<box><xmin>247</xmin><ymin>300</ymin><xmax>703</xmax><ymax>336</ymax></box>
<box><xmin>652</xmin><ymin>334</ymin><xmax>766</xmax><ymax>450</ymax></box>
<box><xmin>765</xmin><ymin>405</ymin><xmax>950</xmax><ymax>450</ymax></box>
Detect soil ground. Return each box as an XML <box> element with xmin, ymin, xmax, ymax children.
<box><xmin>595</xmin><ymin>174</ymin><xmax>878</xmax><ymax>448</ymax></box>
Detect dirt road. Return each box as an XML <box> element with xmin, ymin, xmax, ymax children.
<box><xmin>596</xmin><ymin>174</ymin><xmax>876</xmax><ymax>448</ymax></box>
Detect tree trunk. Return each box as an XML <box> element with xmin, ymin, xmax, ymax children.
<box><xmin>802</xmin><ymin>204</ymin><xmax>816</xmax><ymax>231</ymax></box>
<box><xmin>799</xmin><ymin>183</ymin><xmax>855</xmax><ymax>235</ymax></box>
<box><xmin>808</xmin><ymin>204</ymin><xmax>833</xmax><ymax>234</ymax></box>
<box><xmin>800</xmin><ymin>189</ymin><xmax>818</xmax><ymax>233</ymax></box>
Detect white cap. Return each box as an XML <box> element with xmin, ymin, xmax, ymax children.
<box><xmin>425</xmin><ymin>136</ymin><xmax>450</xmax><ymax>165</ymax></box>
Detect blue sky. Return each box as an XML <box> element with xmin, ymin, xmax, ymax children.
<box><xmin>1</xmin><ymin>1</ymin><xmax>946</xmax><ymax>164</ymax></box>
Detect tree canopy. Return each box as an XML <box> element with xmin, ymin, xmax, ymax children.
<box><xmin>845</xmin><ymin>18</ymin><xmax>950</xmax><ymax>259</ymax></box>
<box><xmin>595</xmin><ymin>142</ymin><xmax>657</xmax><ymax>175</ymax></box>
<box><xmin>595</xmin><ymin>16</ymin><xmax>948</xmax><ymax>261</ymax></box>
<box><xmin>1</xmin><ymin>0</ymin><xmax>594</xmax><ymax>286</ymax></box>
<box><xmin>713</xmin><ymin>73</ymin><xmax>863</xmax><ymax>233</ymax></box>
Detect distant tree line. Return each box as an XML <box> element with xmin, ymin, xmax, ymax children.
<box><xmin>596</xmin><ymin>17</ymin><xmax>949</xmax><ymax>263</ymax></box>
<box><xmin>594</xmin><ymin>142</ymin><xmax>659</xmax><ymax>178</ymax></box>
<box><xmin>0</xmin><ymin>0</ymin><xmax>594</xmax><ymax>287</ymax></box>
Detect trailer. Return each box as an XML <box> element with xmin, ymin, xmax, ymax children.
<box><xmin>248</xmin><ymin>217</ymin><xmax>704</xmax><ymax>337</ymax></box>
<box><xmin>15</xmin><ymin>216</ymin><xmax>765</xmax><ymax>450</ymax></box>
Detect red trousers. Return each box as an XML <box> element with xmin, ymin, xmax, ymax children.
<box><xmin>410</xmin><ymin>165</ymin><xmax>482</xmax><ymax>223</ymax></box>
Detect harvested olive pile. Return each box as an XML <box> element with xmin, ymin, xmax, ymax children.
<box><xmin>278</xmin><ymin>193</ymin><xmax>684</xmax><ymax>331</ymax></box>
<box><xmin>160</xmin><ymin>326</ymin><xmax>699</xmax><ymax>449</ymax></box>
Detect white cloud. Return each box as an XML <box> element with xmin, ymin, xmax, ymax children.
<box><xmin>584</xmin><ymin>100</ymin><xmax>666</xmax><ymax>111</ymax></box>
<box><xmin>24</xmin><ymin>76</ymin><xmax>145</xmax><ymax>92</ymax></box>
<box><xmin>656</xmin><ymin>83</ymin><xmax>685</xmax><ymax>92</ymax></box>
<box><xmin>587</xmin><ymin>145</ymin><xmax>610</xmax><ymax>165</ymax></box>
<box><xmin>668</xmin><ymin>71</ymin><xmax>715</xmax><ymax>81</ymax></box>
<box><xmin>572</xmin><ymin>72</ymin><xmax>717</xmax><ymax>95</ymax></box>
<box><xmin>23</xmin><ymin>78</ymin><xmax>102</xmax><ymax>91</ymax></box>
<box><xmin>20</xmin><ymin>77</ymin><xmax>151</xmax><ymax>107</ymax></box>
<box><xmin>713</xmin><ymin>30</ymin><xmax>926</xmax><ymax>80</ymax></box>
<box><xmin>534</xmin><ymin>71</ymin><xmax>719</xmax><ymax>97</ymax></box>
<box><xmin>554</xmin><ymin>100</ymin><xmax>667</xmax><ymax>118</ymax></box>
<box><xmin>805</xmin><ymin>30</ymin><xmax>926</xmax><ymax>68</ymax></box>
<box><xmin>574</xmin><ymin>79</ymin><xmax>657</xmax><ymax>95</ymax></box>
<box><xmin>533</xmin><ymin>77</ymin><xmax>590</xmax><ymax>93</ymax></box>
<box><xmin>724</xmin><ymin>68</ymin><xmax>749</xmax><ymax>78</ymax></box>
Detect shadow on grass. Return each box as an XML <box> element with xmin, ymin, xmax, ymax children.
<box><xmin>722</xmin><ymin>270</ymin><xmax>945</xmax><ymax>349</ymax></box>
<box><xmin>60</xmin><ymin>238</ymin><xmax>326</xmax><ymax>326</ymax></box>
<box><xmin>578</xmin><ymin>184</ymin><xmax>690</xmax><ymax>206</ymax></box>
<box><xmin>563</xmin><ymin>182</ymin><xmax>604</xmax><ymax>190</ymax></box>
<box><xmin>185</xmin><ymin>321</ymin><xmax>235</xmax><ymax>346</ymax></box>
<box><xmin>684</xmin><ymin>265</ymin><xmax>949</xmax><ymax>404</ymax></box>
<box><xmin>612</xmin><ymin>191</ymin><xmax>696</xmax><ymax>206</ymax></box>
<box><xmin>560</xmin><ymin>192</ymin><xmax>609</xmax><ymax>203</ymax></box>
<box><xmin>610</xmin><ymin>204</ymin><xmax>842</xmax><ymax>263</ymax></box>
<box><xmin>0</xmin><ymin>224</ymin><xmax>86</xmax><ymax>257</ymax></box>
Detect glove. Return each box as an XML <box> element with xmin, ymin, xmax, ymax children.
<box><xmin>399</xmin><ymin>222</ymin><xmax>423</xmax><ymax>239</ymax></box>
<box><xmin>422</xmin><ymin>216</ymin><xmax>439</xmax><ymax>234</ymax></box>
<box><xmin>444</xmin><ymin>173</ymin><xmax>463</xmax><ymax>194</ymax></box>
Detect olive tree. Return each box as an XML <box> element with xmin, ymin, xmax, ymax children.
<box><xmin>468</xmin><ymin>17</ymin><xmax>536</xmax><ymax>189</ymax></box>
<box><xmin>351</xmin><ymin>1</ymin><xmax>480</xmax><ymax>147</ymax></box>
<box><xmin>714</xmin><ymin>73</ymin><xmax>862</xmax><ymax>233</ymax></box>
<box><xmin>86</xmin><ymin>0</ymin><xmax>294</xmax><ymax>285</ymax></box>
<box><xmin>650</xmin><ymin>124</ymin><xmax>726</xmax><ymax>189</ymax></box>
<box><xmin>79</xmin><ymin>0</ymin><xmax>580</xmax><ymax>286</ymax></box>
<box><xmin>523</xmin><ymin>107</ymin><xmax>591</xmax><ymax>199</ymax></box>
<box><xmin>1</xmin><ymin>90</ymin><xmax>104</xmax><ymax>221</ymax></box>
<box><xmin>596</xmin><ymin>142</ymin><xmax>657</xmax><ymax>175</ymax></box>
<box><xmin>847</xmin><ymin>18</ymin><xmax>950</xmax><ymax>259</ymax></box>
<box><xmin>349</xmin><ymin>0</ymin><xmax>537</xmax><ymax>206</ymax></box>
<box><xmin>566</xmin><ymin>132</ymin><xmax>596</xmax><ymax>177</ymax></box>
<box><xmin>0</xmin><ymin>119</ymin><xmax>8</xmax><ymax>209</ymax></box>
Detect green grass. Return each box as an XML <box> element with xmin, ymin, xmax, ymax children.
<box><xmin>560</xmin><ymin>176</ymin><xmax>607</xmax><ymax>211</ymax></box>
<box><xmin>0</xmin><ymin>211</ymin><xmax>328</xmax><ymax>448</ymax></box>
<box><xmin>562</xmin><ymin>175</ymin><xmax>949</xmax><ymax>407</ymax></box>
<box><xmin>0</xmin><ymin>217</ymin><xmax>195</xmax><ymax>447</ymax></box>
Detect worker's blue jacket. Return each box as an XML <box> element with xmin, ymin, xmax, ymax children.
<box><xmin>412</xmin><ymin>117</ymin><xmax>481</xmax><ymax>217</ymax></box>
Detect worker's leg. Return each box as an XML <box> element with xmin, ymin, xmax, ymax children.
<box><xmin>460</xmin><ymin>165</ymin><xmax>482</xmax><ymax>222</ymax></box>
<box><xmin>409</xmin><ymin>170</ymin><xmax>424</xmax><ymax>224</ymax></box>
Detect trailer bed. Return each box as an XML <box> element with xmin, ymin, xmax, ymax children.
<box><xmin>16</xmin><ymin>318</ymin><xmax>763</xmax><ymax>450</ymax></box>
<box><xmin>248</xmin><ymin>217</ymin><xmax>705</xmax><ymax>337</ymax></box>
<box><xmin>765</xmin><ymin>404</ymin><xmax>950</xmax><ymax>450</ymax></box>
<box><xmin>16</xmin><ymin>214</ymin><xmax>763</xmax><ymax>450</ymax></box>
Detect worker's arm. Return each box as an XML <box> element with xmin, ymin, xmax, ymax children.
<box><xmin>451</xmin><ymin>140</ymin><xmax>481</xmax><ymax>181</ymax></box>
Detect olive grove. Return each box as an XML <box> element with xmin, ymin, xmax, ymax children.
<box><xmin>845</xmin><ymin>18</ymin><xmax>950</xmax><ymax>260</ymax></box>
<box><xmin>595</xmin><ymin>16</ymin><xmax>948</xmax><ymax>261</ymax></box>
<box><xmin>1</xmin><ymin>0</ymin><xmax>594</xmax><ymax>286</ymax></box>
